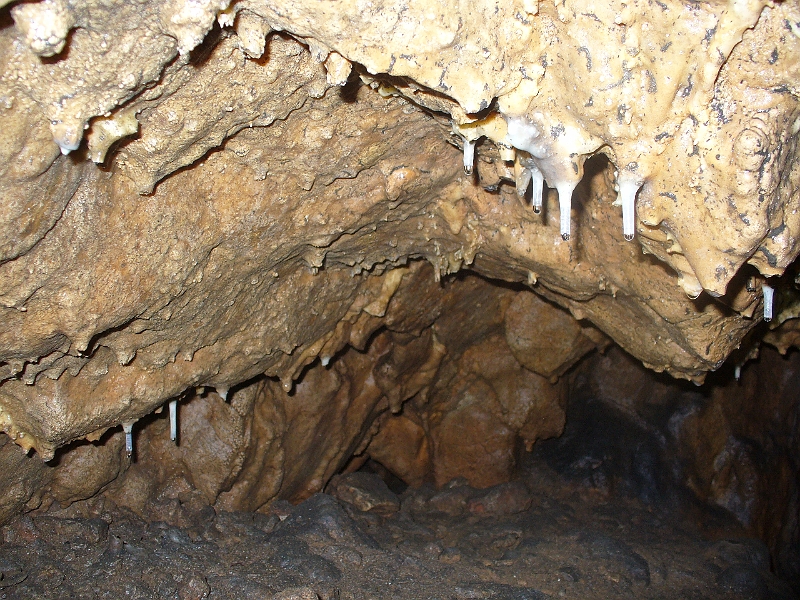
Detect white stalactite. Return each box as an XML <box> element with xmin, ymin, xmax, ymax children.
<box><xmin>169</xmin><ymin>399</ymin><xmax>177</xmax><ymax>442</ymax></box>
<box><xmin>763</xmin><ymin>283</ymin><xmax>774</xmax><ymax>322</ymax></box>
<box><xmin>463</xmin><ymin>138</ymin><xmax>476</xmax><ymax>175</ymax></box>
<box><xmin>555</xmin><ymin>181</ymin><xmax>577</xmax><ymax>241</ymax></box>
<box><xmin>530</xmin><ymin>165</ymin><xmax>544</xmax><ymax>214</ymax></box>
<box><xmin>122</xmin><ymin>422</ymin><xmax>134</xmax><ymax>458</ymax></box>
<box><xmin>618</xmin><ymin>178</ymin><xmax>642</xmax><ymax>241</ymax></box>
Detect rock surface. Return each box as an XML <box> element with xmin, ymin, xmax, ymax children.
<box><xmin>537</xmin><ymin>345</ymin><xmax>800</xmax><ymax>585</ymax></box>
<box><xmin>0</xmin><ymin>0</ymin><xmax>799</xmax><ymax>565</ymax></box>
<box><xmin>0</xmin><ymin>461</ymin><xmax>795</xmax><ymax>599</ymax></box>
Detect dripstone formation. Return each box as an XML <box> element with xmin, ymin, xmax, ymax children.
<box><xmin>0</xmin><ymin>0</ymin><xmax>799</xmax><ymax>537</ymax></box>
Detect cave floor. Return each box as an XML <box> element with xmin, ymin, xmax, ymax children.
<box><xmin>0</xmin><ymin>461</ymin><xmax>793</xmax><ymax>600</ymax></box>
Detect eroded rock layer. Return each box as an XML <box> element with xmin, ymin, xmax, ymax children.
<box><xmin>0</xmin><ymin>0</ymin><xmax>799</xmax><ymax>534</ymax></box>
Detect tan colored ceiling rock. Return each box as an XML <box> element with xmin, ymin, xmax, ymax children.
<box><xmin>0</xmin><ymin>0</ymin><xmax>798</xmax><ymax>468</ymax></box>
<box><xmin>244</xmin><ymin>0</ymin><xmax>800</xmax><ymax>295</ymax></box>
<box><xmin>764</xmin><ymin>319</ymin><xmax>800</xmax><ymax>355</ymax></box>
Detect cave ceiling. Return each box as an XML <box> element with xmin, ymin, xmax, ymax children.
<box><xmin>0</xmin><ymin>0</ymin><xmax>799</xmax><ymax>460</ymax></box>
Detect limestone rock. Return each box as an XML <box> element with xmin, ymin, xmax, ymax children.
<box><xmin>0</xmin><ymin>436</ymin><xmax>51</xmax><ymax>524</ymax></box>
<box><xmin>424</xmin><ymin>332</ymin><xmax>566</xmax><ymax>487</ymax></box>
<box><xmin>0</xmin><ymin>0</ymin><xmax>799</xmax><ymax>528</ymax></box>
<box><xmin>366</xmin><ymin>415</ymin><xmax>431</xmax><ymax>489</ymax></box>
<box><xmin>364</xmin><ymin>277</ymin><xmax>569</xmax><ymax>489</ymax></box>
<box><xmin>242</xmin><ymin>0</ymin><xmax>800</xmax><ymax>292</ymax></box>
<box><xmin>47</xmin><ymin>436</ymin><xmax>126</xmax><ymax>507</ymax></box>
<box><xmin>583</xmin><ymin>345</ymin><xmax>800</xmax><ymax>579</ymax></box>
<box><xmin>764</xmin><ymin>316</ymin><xmax>800</xmax><ymax>356</ymax></box>
<box><xmin>504</xmin><ymin>291</ymin><xmax>598</xmax><ymax>380</ymax></box>
<box><xmin>467</xmin><ymin>481</ymin><xmax>533</xmax><ymax>517</ymax></box>
<box><xmin>327</xmin><ymin>472</ymin><xmax>400</xmax><ymax>515</ymax></box>
<box><xmin>432</xmin><ymin>377</ymin><xmax>516</xmax><ymax>489</ymax></box>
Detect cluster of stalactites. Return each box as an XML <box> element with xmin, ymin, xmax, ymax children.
<box><xmin>453</xmin><ymin>112</ymin><xmax>775</xmax><ymax>323</ymax></box>
<box><xmin>454</xmin><ymin>113</ymin><xmax>642</xmax><ymax>243</ymax></box>
<box><xmin>118</xmin><ymin>385</ymin><xmax>228</xmax><ymax>460</ymax></box>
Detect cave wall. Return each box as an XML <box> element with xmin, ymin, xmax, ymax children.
<box><xmin>572</xmin><ymin>346</ymin><xmax>800</xmax><ymax>584</ymax></box>
<box><xmin>0</xmin><ymin>0</ymin><xmax>799</xmax><ymax>546</ymax></box>
<box><xmin>0</xmin><ymin>266</ymin><xmax>591</xmax><ymax>521</ymax></box>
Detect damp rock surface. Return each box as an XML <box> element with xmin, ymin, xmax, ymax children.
<box><xmin>0</xmin><ymin>464</ymin><xmax>794</xmax><ymax>600</ymax></box>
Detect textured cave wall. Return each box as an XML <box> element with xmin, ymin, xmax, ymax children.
<box><xmin>0</xmin><ymin>0</ymin><xmax>800</xmax><ymax>533</ymax></box>
<box><xmin>574</xmin><ymin>345</ymin><xmax>800</xmax><ymax>584</ymax></box>
<box><xmin>0</xmin><ymin>266</ymin><xmax>590</xmax><ymax>524</ymax></box>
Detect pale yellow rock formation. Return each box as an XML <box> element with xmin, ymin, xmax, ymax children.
<box><xmin>244</xmin><ymin>0</ymin><xmax>800</xmax><ymax>295</ymax></box>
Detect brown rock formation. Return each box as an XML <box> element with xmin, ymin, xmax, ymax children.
<box><xmin>1</xmin><ymin>268</ymin><xmax>580</xmax><ymax>520</ymax></box>
<box><xmin>0</xmin><ymin>0</ymin><xmax>799</xmax><ymax>536</ymax></box>
<box><xmin>581</xmin><ymin>345</ymin><xmax>800</xmax><ymax>583</ymax></box>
